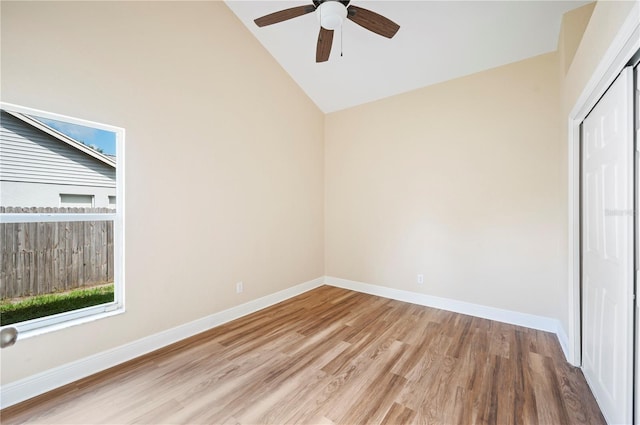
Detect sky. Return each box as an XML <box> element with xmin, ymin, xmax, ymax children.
<box><xmin>34</xmin><ymin>116</ymin><xmax>117</xmax><ymax>156</ymax></box>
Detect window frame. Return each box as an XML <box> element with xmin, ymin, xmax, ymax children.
<box><xmin>0</xmin><ymin>102</ymin><xmax>125</xmax><ymax>337</ymax></box>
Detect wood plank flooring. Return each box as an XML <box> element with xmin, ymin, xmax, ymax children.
<box><xmin>1</xmin><ymin>286</ymin><xmax>605</xmax><ymax>424</ymax></box>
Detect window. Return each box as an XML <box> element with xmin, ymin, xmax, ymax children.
<box><xmin>0</xmin><ymin>102</ymin><xmax>124</xmax><ymax>336</ymax></box>
<box><xmin>60</xmin><ymin>194</ymin><xmax>94</xmax><ymax>208</ymax></box>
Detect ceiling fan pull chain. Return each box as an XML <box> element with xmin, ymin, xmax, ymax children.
<box><xmin>340</xmin><ymin>23</ymin><xmax>343</xmax><ymax>57</ymax></box>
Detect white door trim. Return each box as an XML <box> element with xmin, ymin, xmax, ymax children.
<box><xmin>635</xmin><ymin>63</ymin><xmax>640</xmax><ymax>425</ymax></box>
<box><xmin>567</xmin><ymin>1</ymin><xmax>640</xmax><ymax>367</ymax></box>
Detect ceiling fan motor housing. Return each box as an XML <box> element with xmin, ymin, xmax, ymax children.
<box><xmin>317</xmin><ymin>0</ymin><xmax>347</xmax><ymax>30</ymax></box>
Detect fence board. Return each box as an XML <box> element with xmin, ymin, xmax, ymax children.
<box><xmin>0</xmin><ymin>207</ymin><xmax>114</xmax><ymax>298</ymax></box>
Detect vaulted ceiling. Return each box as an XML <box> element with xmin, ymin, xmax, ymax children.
<box><xmin>226</xmin><ymin>1</ymin><xmax>589</xmax><ymax>113</ymax></box>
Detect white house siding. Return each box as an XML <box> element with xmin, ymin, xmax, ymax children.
<box><xmin>0</xmin><ymin>110</ymin><xmax>116</xmax><ymax>208</ymax></box>
<box><xmin>0</xmin><ymin>111</ymin><xmax>115</xmax><ymax>188</ymax></box>
<box><xmin>0</xmin><ymin>181</ymin><xmax>115</xmax><ymax>208</ymax></box>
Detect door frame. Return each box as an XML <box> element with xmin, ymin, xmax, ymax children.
<box><xmin>567</xmin><ymin>2</ymin><xmax>640</xmax><ymax>368</ymax></box>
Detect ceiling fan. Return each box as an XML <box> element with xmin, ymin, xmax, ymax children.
<box><xmin>254</xmin><ymin>0</ymin><xmax>400</xmax><ymax>63</ymax></box>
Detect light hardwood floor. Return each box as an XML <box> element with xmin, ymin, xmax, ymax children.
<box><xmin>1</xmin><ymin>286</ymin><xmax>605</xmax><ymax>424</ymax></box>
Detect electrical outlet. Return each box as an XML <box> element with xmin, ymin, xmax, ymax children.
<box><xmin>417</xmin><ymin>274</ymin><xmax>424</xmax><ymax>285</ymax></box>
<box><xmin>236</xmin><ymin>281</ymin><xmax>243</xmax><ymax>293</ymax></box>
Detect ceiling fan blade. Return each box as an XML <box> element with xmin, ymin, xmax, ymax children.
<box><xmin>347</xmin><ymin>5</ymin><xmax>400</xmax><ymax>38</ymax></box>
<box><xmin>316</xmin><ymin>27</ymin><xmax>334</xmax><ymax>63</ymax></box>
<box><xmin>254</xmin><ymin>5</ymin><xmax>316</xmax><ymax>27</ymax></box>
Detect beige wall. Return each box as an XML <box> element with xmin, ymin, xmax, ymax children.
<box><xmin>326</xmin><ymin>52</ymin><xmax>563</xmax><ymax>318</ymax></box>
<box><xmin>557</xmin><ymin>2</ymin><xmax>596</xmax><ymax>75</ymax></box>
<box><xmin>0</xmin><ymin>1</ymin><xmax>324</xmax><ymax>384</ymax></box>
<box><xmin>562</xmin><ymin>1</ymin><xmax>638</xmax><ymax>109</ymax></box>
<box><xmin>2</xmin><ymin>0</ymin><xmax>638</xmax><ymax>390</ymax></box>
<box><xmin>324</xmin><ymin>0</ymin><xmax>638</xmax><ymax>338</ymax></box>
<box><xmin>557</xmin><ymin>0</ymin><xmax>639</xmax><ymax>333</ymax></box>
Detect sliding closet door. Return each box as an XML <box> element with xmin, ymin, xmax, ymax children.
<box><xmin>581</xmin><ymin>67</ymin><xmax>634</xmax><ymax>425</ymax></box>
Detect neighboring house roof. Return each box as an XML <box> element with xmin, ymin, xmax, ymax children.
<box><xmin>0</xmin><ymin>109</ymin><xmax>116</xmax><ymax>188</ymax></box>
<box><xmin>4</xmin><ymin>110</ymin><xmax>116</xmax><ymax>168</ymax></box>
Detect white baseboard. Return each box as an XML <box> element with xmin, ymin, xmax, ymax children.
<box><xmin>2</xmin><ymin>275</ymin><xmax>573</xmax><ymax>409</ymax></box>
<box><xmin>0</xmin><ymin>276</ymin><xmax>324</xmax><ymax>410</ymax></box>
<box><xmin>555</xmin><ymin>321</ymin><xmax>571</xmax><ymax>362</ymax></box>
<box><xmin>325</xmin><ymin>276</ymin><xmax>568</xmax><ymax>356</ymax></box>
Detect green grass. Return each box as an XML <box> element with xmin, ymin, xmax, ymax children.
<box><xmin>0</xmin><ymin>284</ymin><xmax>114</xmax><ymax>326</ymax></box>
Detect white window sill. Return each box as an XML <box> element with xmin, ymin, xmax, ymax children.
<box><xmin>14</xmin><ymin>308</ymin><xmax>125</xmax><ymax>342</ymax></box>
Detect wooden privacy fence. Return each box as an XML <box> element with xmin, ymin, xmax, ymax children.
<box><xmin>0</xmin><ymin>207</ymin><xmax>114</xmax><ymax>299</ymax></box>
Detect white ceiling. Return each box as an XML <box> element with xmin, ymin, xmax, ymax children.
<box><xmin>226</xmin><ymin>1</ymin><xmax>589</xmax><ymax>113</ymax></box>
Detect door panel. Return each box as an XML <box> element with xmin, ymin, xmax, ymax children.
<box><xmin>582</xmin><ymin>67</ymin><xmax>634</xmax><ymax>425</ymax></box>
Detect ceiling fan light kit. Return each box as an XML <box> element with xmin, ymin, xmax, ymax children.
<box><xmin>317</xmin><ymin>1</ymin><xmax>347</xmax><ymax>30</ymax></box>
<box><xmin>253</xmin><ymin>0</ymin><xmax>400</xmax><ymax>63</ymax></box>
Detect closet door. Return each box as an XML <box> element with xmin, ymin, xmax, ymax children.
<box><xmin>581</xmin><ymin>67</ymin><xmax>634</xmax><ymax>425</ymax></box>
